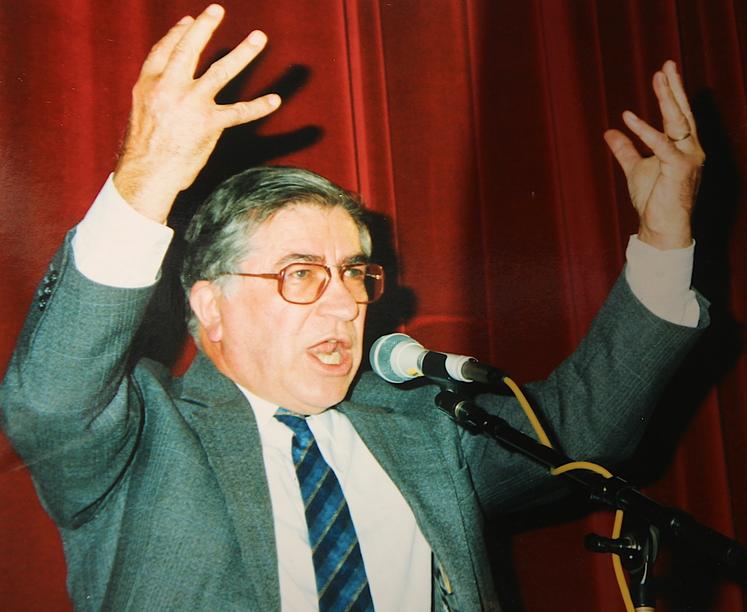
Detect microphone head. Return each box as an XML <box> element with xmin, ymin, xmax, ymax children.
<box><xmin>369</xmin><ymin>333</ymin><xmax>425</xmax><ymax>383</ymax></box>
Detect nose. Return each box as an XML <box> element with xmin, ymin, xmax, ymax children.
<box><xmin>315</xmin><ymin>270</ymin><xmax>360</xmax><ymax>320</ymax></box>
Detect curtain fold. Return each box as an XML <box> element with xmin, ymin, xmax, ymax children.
<box><xmin>1</xmin><ymin>1</ymin><xmax>745</xmax><ymax>610</ymax></box>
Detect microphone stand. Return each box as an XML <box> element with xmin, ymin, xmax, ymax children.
<box><xmin>586</xmin><ymin>518</ymin><xmax>660</xmax><ymax>610</ymax></box>
<box><xmin>434</xmin><ymin>387</ymin><xmax>747</xmax><ymax>600</ymax></box>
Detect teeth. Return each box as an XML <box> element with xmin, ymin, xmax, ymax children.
<box><xmin>311</xmin><ymin>339</ymin><xmax>345</xmax><ymax>366</ymax></box>
<box><xmin>316</xmin><ymin>350</ymin><xmax>342</xmax><ymax>365</ymax></box>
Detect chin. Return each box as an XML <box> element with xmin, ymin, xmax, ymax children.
<box><xmin>298</xmin><ymin>385</ymin><xmax>350</xmax><ymax>414</ymax></box>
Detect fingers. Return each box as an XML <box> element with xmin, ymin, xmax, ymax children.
<box><xmin>196</xmin><ymin>30</ymin><xmax>268</xmax><ymax>96</ymax></box>
<box><xmin>661</xmin><ymin>61</ymin><xmax>697</xmax><ymax>135</ymax></box>
<box><xmin>613</xmin><ymin>61</ymin><xmax>704</xmax><ymax>168</ymax></box>
<box><xmin>143</xmin><ymin>6</ymin><xmax>272</xmax><ymax>104</ymax></box>
<box><xmin>116</xmin><ymin>4</ymin><xmax>281</xmax><ymax>218</ymax></box>
<box><xmin>651</xmin><ymin>68</ymin><xmax>700</xmax><ymax>159</ymax></box>
<box><xmin>652</xmin><ymin>70</ymin><xmax>690</xmax><ymax>142</ymax></box>
<box><xmin>162</xmin><ymin>4</ymin><xmax>226</xmax><ymax>83</ymax></box>
<box><xmin>603</xmin><ymin>129</ymin><xmax>641</xmax><ymax>178</ymax></box>
<box><xmin>140</xmin><ymin>16</ymin><xmax>194</xmax><ymax>77</ymax></box>
<box><xmin>621</xmin><ymin>110</ymin><xmax>681</xmax><ymax>164</ymax></box>
<box><xmin>218</xmin><ymin>94</ymin><xmax>282</xmax><ymax>128</ymax></box>
<box><xmin>139</xmin><ymin>4</ymin><xmax>225</xmax><ymax>82</ymax></box>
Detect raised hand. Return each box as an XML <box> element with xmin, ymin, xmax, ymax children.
<box><xmin>604</xmin><ymin>60</ymin><xmax>705</xmax><ymax>250</ymax></box>
<box><xmin>113</xmin><ymin>4</ymin><xmax>280</xmax><ymax>223</ymax></box>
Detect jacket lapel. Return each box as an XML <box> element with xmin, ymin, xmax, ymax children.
<box><xmin>177</xmin><ymin>355</ymin><xmax>477</xmax><ymax>609</ymax></box>
<box><xmin>177</xmin><ymin>353</ymin><xmax>281</xmax><ymax>610</ymax></box>
<box><xmin>338</xmin><ymin>400</ymin><xmax>477</xmax><ymax>599</ymax></box>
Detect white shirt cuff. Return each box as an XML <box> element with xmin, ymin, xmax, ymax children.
<box><xmin>72</xmin><ymin>174</ymin><xmax>174</xmax><ymax>288</ymax></box>
<box><xmin>625</xmin><ymin>235</ymin><xmax>700</xmax><ymax>328</ymax></box>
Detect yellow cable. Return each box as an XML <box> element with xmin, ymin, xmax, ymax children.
<box><xmin>502</xmin><ymin>376</ymin><xmax>553</xmax><ymax>447</ymax></box>
<box><xmin>612</xmin><ymin>509</ymin><xmax>636</xmax><ymax>612</ymax></box>
<box><xmin>502</xmin><ymin>377</ymin><xmax>636</xmax><ymax>612</ymax></box>
<box><xmin>550</xmin><ymin>461</ymin><xmax>613</xmax><ymax>479</ymax></box>
<box><xmin>550</xmin><ymin>462</ymin><xmax>634</xmax><ymax>612</ymax></box>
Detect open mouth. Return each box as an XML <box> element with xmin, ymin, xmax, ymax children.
<box><xmin>309</xmin><ymin>339</ymin><xmax>347</xmax><ymax>366</ymax></box>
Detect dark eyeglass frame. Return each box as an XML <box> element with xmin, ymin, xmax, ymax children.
<box><xmin>220</xmin><ymin>262</ymin><xmax>385</xmax><ymax>305</ymax></box>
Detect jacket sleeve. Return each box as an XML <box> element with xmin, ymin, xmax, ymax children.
<box><xmin>0</xmin><ymin>232</ymin><xmax>156</xmax><ymax>527</ymax></box>
<box><xmin>462</xmin><ymin>273</ymin><xmax>709</xmax><ymax>515</ymax></box>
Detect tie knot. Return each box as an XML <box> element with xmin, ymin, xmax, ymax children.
<box><xmin>274</xmin><ymin>410</ymin><xmax>314</xmax><ymax>448</ymax></box>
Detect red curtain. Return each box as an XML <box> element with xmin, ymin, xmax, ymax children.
<box><xmin>1</xmin><ymin>1</ymin><xmax>745</xmax><ymax>610</ymax></box>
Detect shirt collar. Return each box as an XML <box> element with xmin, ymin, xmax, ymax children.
<box><xmin>236</xmin><ymin>383</ymin><xmax>280</xmax><ymax>429</ymax></box>
<box><xmin>234</xmin><ymin>384</ymin><xmax>339</xmax><ymax>448</ymax></box>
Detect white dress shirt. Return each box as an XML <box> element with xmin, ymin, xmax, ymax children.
<box><xmin>237</xmin><ymin>388</ymin><xmax>431</xmax><ymax>611</ymax></box>
<box><xmin>70</xmin><ymin>175</ymin><xmax>701</xmax><ymax>610</ymax></box>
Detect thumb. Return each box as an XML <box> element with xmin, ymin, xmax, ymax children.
<box><xmin>604</xmin><ymin>129</ymin><xmax>641</xmax><ymax>178</ymax></box>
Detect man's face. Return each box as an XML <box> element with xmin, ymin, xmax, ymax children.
<box><xmin>205</xmin><ymin>203</ymin><xmax>368</xmax><ymax>415</ymax></box>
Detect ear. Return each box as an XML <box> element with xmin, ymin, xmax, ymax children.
<box><xmin>189</xmin><ymin>280</ymin><xmax>223</xmax><ymax>343</ymax></box>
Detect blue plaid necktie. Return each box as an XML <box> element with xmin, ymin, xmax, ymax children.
<box><xmin>275</xmin><ymin>410</ymin><xmax>374</xmax><ymax>612</ymax></box>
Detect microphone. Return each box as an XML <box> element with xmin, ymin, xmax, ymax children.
<box><xmin>369</xmin><ymin>333</ymin><xmax>504</xmax><ymax>385</ymax></box>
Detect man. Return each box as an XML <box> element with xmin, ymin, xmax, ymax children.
<box><xmin>0</xmin><ymin>4</ymin><xmax>707</xmax><ymax>611</ymax></box>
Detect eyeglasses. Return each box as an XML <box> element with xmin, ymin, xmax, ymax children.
<box><xmin>221</xmin><ymin>262</ymin><xmax>385</xmax><ymax>305</ymax></box>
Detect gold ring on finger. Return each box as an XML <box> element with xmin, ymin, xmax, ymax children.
<box><xmin>669</xmin><ymin>132</ymin><xmax>691</xmax><ymax>142</ymax></box>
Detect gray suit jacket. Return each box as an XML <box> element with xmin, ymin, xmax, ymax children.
<box><xmin>0</xmin><ymin>234</ymin><xmax>707</xmax><ymax>611</ymax></box>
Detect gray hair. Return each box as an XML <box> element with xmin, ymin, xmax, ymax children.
<box><xmin>180</xmin><ymin>166</ymin><xmax>373</xmax><ymax>339</ymax></box>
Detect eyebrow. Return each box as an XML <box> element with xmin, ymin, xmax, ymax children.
<box><xmin>274</xmin><ymin>252</ymin><xmax>370</xmax><ymax>267</ymax></box>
